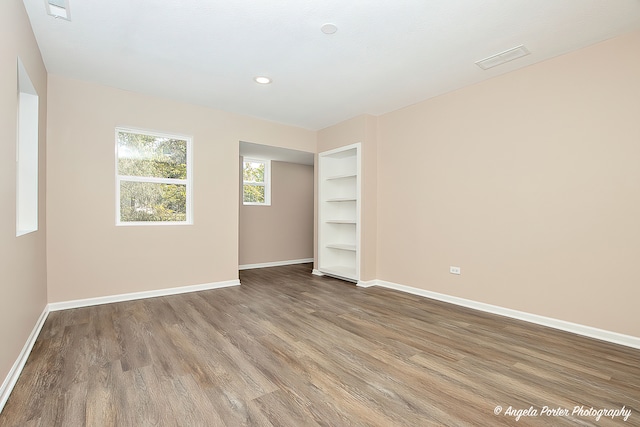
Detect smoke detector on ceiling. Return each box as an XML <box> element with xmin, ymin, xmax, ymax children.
<box><xmin>321</xmin><ymin>23</ymin><xmax>338</xmax><ymax>35</ymax></box>
<box><xmin>475</xmin><ymin>45</ymin><xmax>530</xmax><ymax>70</ymax></box>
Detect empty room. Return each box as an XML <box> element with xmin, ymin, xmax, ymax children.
<box><xmin>2</xmin><ymin>0</ymin><xmax>639</xmax><ymax>425</ymax></box>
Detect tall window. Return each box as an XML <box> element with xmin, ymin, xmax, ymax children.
<box><xmin>116</xmin><ymin>128</ymin><xmax>192</xmax><ymax>225</ymax></box>
<box><xmin>243</xmin><ymin>158</ymin><xmax>271</xmax><ymax>205</ymax></box>
<box><xmin>16</xmin><ymin>58</ymin><xmax>39</xmax><ymax>236</ymax></box>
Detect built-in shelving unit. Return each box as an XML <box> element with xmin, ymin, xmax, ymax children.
<box><xmin>317</xmin><ymin>143</ymin><xmax>361</xmax><ymax>282</ymax></box>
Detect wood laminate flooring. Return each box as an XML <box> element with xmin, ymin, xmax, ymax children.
<box><xmin>1</xmin><ymin>263</ymin><xmax>638</xmax><ymax>426</ymax></box>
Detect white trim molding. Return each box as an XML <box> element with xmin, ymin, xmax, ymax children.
<box><xmin>368</xmin><ymin>279</ymin><xmax>640</xmax><ymax>350</ymax></box>
<box><xmin>0</xmin><ymin>306</ymin><xmax>49</xmax><ymax>413</ymax></box>
<box><xmin>48</xmin><ymin>279</ymin><xmax>241</xmax><ymax>311</ymax></box>
<box><xmin>311</xmin><ymin>269</ymin><xmax>324</xmax><ymax>276</ymax></box>
<box><xmin>356</xmin><ymin>280</ymin><xmax>376</xmax><ymax>288</ymax></box>
<box><xmin>239</xmin><ymin>258</ymin><xmax>313</xmax><ymax>271</ymax></box>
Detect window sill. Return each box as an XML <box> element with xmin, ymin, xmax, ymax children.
<box><xmin>116</xmin><ymin>221</ymin><xmax>193</xmax><ymax>226</ymax></box>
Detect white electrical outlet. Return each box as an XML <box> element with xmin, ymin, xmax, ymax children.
<box><xmin>450</xmin><ymin>266</ymin><xmax>461</xmax><ymax>275</ymax></box>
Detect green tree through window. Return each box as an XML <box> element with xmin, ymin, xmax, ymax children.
<box><xmin>117</xmin><ymin>129</ymin><xmax>192</xmax><ymax>223</ymax></box>
<box><xmin>243</xmin><ymin>159</ymin><xmax>270</xmax><ymax>205</ymax></box>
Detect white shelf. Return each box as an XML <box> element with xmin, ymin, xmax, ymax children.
<box><xmin>320</xmin><ymin>265</ymin><xmax>357</xmax><ymax>281</ymax></box>
<box><xmin>318</xmin><ymin>143</ymin><xmax>361</xmax><ymax>282</ymax></box>
<box><xmin>326</xmin><ymin>197</ymin><xmax>356</xmax><ymax>202</ymax></box>
<box><xmin>326</xmin><ymin>244</ymin><xmax>356</xmax><ymax>251</ymax></box>
<box><xmin>326</xmin><ymin>173</ymin><xmax>357</xmax><ymax>180</ymax></box>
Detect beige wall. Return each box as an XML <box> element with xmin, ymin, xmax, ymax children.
<box><xmin>239</xmin><ymin>160</ymin><xmax>313</xmax><ymax>266</ymax></box>
<box><xmin>0</xmin><ymin>0</ymin><xmax>48</xmax><ymax>386</ymax></box>
<box><xmin>316</xmin><ymin>115</ymin><xmax>378</xmax><ymax>281</ymax></box>
<box><xmin>377</xmin><ymin>30</ymin><xmax>640</xmax><ymax>337</ymax></box>
<box><xmin>46</xmin><ymin>75</ymin><xmax>315</xmax><ymax>303</ymax></box>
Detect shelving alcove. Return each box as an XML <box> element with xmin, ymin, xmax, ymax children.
<box><xmin>317</xmin><ymin>143</ymin><xmax>361</xmax><ymax>282</ymax></box>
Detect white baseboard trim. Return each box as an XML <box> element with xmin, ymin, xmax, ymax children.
<box><xmin>239</xmin><ymin>258</ymin><xmax>314</xmax><ymax>271</ymax></box>
<box><xmin>0</xmin><ymin>306</ymin><xmax>49</xmax><ymax>413</ymax></box>
<box><xmin>48</xmin><ymin>279</ymin><xmax>241</xmax><ymax>312</ymax></box>
<box><xmin>370</xmin><ymin>279</ymin><xmax>640</xmax><ymax>350</ymax></box>
<box><xmin>356</xmin><ymin>280</ymin><xmax>376</xmax><ymax>288</ymax></box>
<box><xmin>311</xmin><ymin>269</ymin><xmax>324</xmax><ymax>276</ymax></box>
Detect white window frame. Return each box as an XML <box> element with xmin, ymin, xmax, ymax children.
<box><xmin>242</xmin><ymin>158</ymin><xmax>271</xmax><ymax>206</ymax></box>
<box><xmin>16</xmin><ymin>58</ymin><xmax>39</xmax><ymax>237</ymax></box>
<box><xmin>115</xmin><ymin>127</ymin><xmax>193</xmax><ymax>226</ymax></box>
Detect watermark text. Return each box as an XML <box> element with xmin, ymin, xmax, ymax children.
<box><xmin>494</xmin><ymin>405</ymin><xmax>631</xmax><ymax>422</ymax></box>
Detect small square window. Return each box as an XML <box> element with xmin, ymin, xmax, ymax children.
<box><xmin>243</xmin><ymin>158</ymin><xmax>271</xmax><ymax>206</ymax></box>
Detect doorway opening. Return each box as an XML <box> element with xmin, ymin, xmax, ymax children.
<box><xmin>238</xmin><ymin>141</ymin><xmax>315</xmax><ymax>271</ymax></box>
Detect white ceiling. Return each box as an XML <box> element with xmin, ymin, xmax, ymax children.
<box><xmin>23</xmin><ymin>0</ymin><xmax>640</xmax><ymax>131</ymax></box>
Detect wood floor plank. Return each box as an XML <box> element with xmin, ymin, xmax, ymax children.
<box><xmin>1</xmin><ymin>263</ymin><xmax>639</xmax><ymax>426</ymax></box>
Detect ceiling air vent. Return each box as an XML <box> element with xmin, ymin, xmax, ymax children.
<box><xmin>475</xmin><ymin>45</ymin><xmax>530</xmax><ymax>70</ymax></box>
<box><xmin>46</xmin><ymin>0</ymin><xmax>71</xmax><ymax>20</ymax></box>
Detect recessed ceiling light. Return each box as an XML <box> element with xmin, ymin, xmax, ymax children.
<box><xmin>321</xmin><ymin>23</ymin><xmax>338</xmax><ymax>35</ymax></box>
<box><xmin>475</xmin><ymin>45</ymin><xmax>530</xmax><ymax>70</ymax></box>
<box><xmin>46</xmin><ymin>0</ymin><xmax>71</xmax><ymax>20</ymax></box>
<box><xmin>254</xmin><ymin>76</ymin><xmax>272</xmax><ymax>85</ymax></box>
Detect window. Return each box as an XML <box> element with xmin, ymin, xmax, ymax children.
<box><xmin>243</xmin><ymin>158</ymin><xmax>271</xmax><ymax>205</ymax></box>
<box><xmin>16</xmin><ymin>58</ymin><xmax>39</xmax><ymax>236</ymax></box>
<box><xmin>116</xmin><ymin>128</ymin><xmax>192</xmax><ymax>225</ymax></box>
